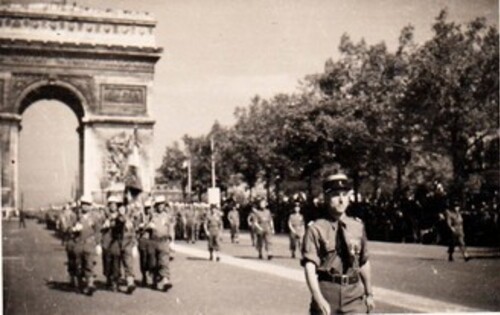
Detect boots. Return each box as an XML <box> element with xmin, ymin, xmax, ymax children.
<box><xmin>82</xmin><ymin>276</ymin><xmax>95</xmax><ymax>296</ymax></box>
<box><xmin>106</xmin><ymin>277</ymin><xmax>117</xmax><ymax>292</ymax></box>
<box><xmin>157</xmin><ymin>277</ymin><xmax>172</xmax><ymax>292</ymax></box>
<box><xmin>69</xmin><ymin>276</ymin><xmax>79</xmax><ymax>289</ymax></box>
<box><xmin>141</xmin><ymin>273</ymin><xmax>148</xmax><ymax>287</ymax></box>
<box><xmin>126</xmin><ymin>276</ymin><xmax>136</xmax><ymax>295</ymax></box>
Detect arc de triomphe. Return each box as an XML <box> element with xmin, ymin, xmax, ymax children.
<box><xmin>0</xmin><ymin>3</ymin><xmax>162</xmax><ymax>214</ymax></box>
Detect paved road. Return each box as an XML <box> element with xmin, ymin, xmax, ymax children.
<box><xmin>3</xmin><ymin>220</ymin><xmax>500</xmax><ymax>314</ymax></box>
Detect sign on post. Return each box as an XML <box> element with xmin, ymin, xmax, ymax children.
<box><xmin>208</xmin><ymin>187</ymin><xmax>221</xmax><ymax>208</ymax></box>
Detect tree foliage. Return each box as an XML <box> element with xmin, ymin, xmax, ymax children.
<box><xmin>158</xmin><ymin>10</ymin><xmax>499</xmax><ymax>202</ymax></box>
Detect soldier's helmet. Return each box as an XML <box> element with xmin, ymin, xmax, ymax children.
<box><xmin>144</xmin><ymin>198</ymin><xmax>153</xmax><ymax>208</ymax></box>
<box><xmin>154</xmin><ymin>195</ymin><xmax>166</xmax><ymax>205</ymax></box>
<box><xmin>79</xmin><ymin>195</ymin><xmax>93</xmax><ymax>212</ymax></box>
<box><xmin>80</xmin><ymin>195</ymin><xmax>93</xmax><ymax>205</ymax></box>
<box><xmin>107</xmin><ymin>195</ymin><xmax>121</xmax><ymax>204</ymax></box>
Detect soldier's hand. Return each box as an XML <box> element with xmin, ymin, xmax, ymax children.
<box><xmin>316</xmin><ymin>296</ymin><xmax>331</xmax><ymax>315</ymax></box>
<box><xmin>365</xmin><ymin>294</ymin><xmax>375</xmax><ymax>313</ymax></box>
<box><xmin>73</xmin><ymin>223</ymin><xmax>83</xmax><ymax>232</ymax></box>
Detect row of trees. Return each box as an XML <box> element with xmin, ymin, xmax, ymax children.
<box><xmin>158</xmin><ymin>10</ymin><xmax>499</xmax><ymax>204</ymax></box>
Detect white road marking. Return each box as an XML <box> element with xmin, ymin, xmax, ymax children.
<box><xmin>174</xmin><ymin>244</ymin><xmax>486</xmax><ymax>313</ymax></box>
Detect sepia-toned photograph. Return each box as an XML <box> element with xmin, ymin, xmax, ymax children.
<box><xmin>0</xmin><ymin>0</ymin><xmax>498</xmax><ymax>314</ymax></box>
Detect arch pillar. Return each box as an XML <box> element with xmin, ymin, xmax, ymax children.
<box><xmin>0</xmin><ymin>113</ymin><xmax>21</xmax><ymax>217</ymax></box>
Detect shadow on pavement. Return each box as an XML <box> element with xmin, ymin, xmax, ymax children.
<box><xmin>45</xmin><ymin>280</ymin><xmax>78</xmax><ymax>294</ymax></box>
<box><xmin>185</xmin><ymin>256</ymin><xmax>210</xmax><ymax>261</ymax></box>
<box><xmin>469</xmin><ymin>254</ymin><xmax>500</xmax><ymax>260</ymax></box>
<box><xmin>416</xmin><ymin>257</ymin><xmax>447</xmax><ymax>262</ymax></box>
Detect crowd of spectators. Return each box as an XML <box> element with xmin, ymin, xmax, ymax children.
<box><xmin>224</xmin><ymin>184</ymin><xmax>499</xmax><ymax>248</ymax></box>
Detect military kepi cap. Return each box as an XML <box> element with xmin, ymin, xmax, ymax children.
<box><xmin>323</xmin><ymin>173</ymin><xmax>350</xmax><ymax>193</ymax></box>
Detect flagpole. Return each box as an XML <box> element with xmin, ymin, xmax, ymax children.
<box><xmin>210</xmin><ymin>136</ymin><xmax>215</xmax><ymax>188</ymax></box>
<box><xmin>187</xmin><ymin>156</ymin><xmax>192</xmax><ymax>202</ymax></box>
<box><xmin>0</xmin><ymin>145</ymin><xmax>2</xmax><ymax>217</ymax></box>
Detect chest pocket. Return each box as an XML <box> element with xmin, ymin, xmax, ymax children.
<box><xmin>318</xmin><ymin>228</ymin><xmax>344</xmax><ymax>273</ymax></box>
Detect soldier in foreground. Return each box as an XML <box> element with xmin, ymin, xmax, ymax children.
<box><xmin>227</xmin><ymin>203</ymin><xmax>241</xmax><ymax>244</ymax></box>
<box><xmin>109</xmin><ymin>197</ymin><xmax>138</xmax><ymax>294</ymax></box>
<box><xmin>247</xmin><ymin>209</ymin><xmax>257</xmax><ymax>247</ymax></box>
<box><xmin>445</xmin><ymin>201</ymin><xmax>470</xmax><ymax>262</ymax></box>
<box><xmin>101</xmin><ymin>195</ymin><xmax>120</xmax><ymax>291</ymax></box>
<box><xmin>63</xmin><ymin>202</ymin><xmax>79</xmax><ymax>289</ymax></box>
<box><xmin>71</xmin><ymin>196</ymin><xmax>101</xmax><ymax>296</ymax></box>
<box><xmin>302</xmin><ymin>172</ymin><xmax>374</xmax><ymax>314</ymax></box>
<box><xmin>184</xmin><ymin>203</ymin><xmax>198</xmax><ymax>243</ymax></box>
<box><xmin>204</xmin><ymin>204</ymin><xmax>223</xmax><ymax>261</ymax></box>
<box><xmin>253</xmin><ymin>198</ymin><xmax>275</xmax><ymax>260</ymax></box>
<box><xmin>137</xmin><ymin>198</ymin><xmax>155</xmax><ymax>287</ymax></box>
<box><xmin>288</xmin><ymin>202</ymin><xmax>305</xmax><ymax>259</ymax></box>
<box><xmin>149</xmin><ymin>195</ymin><xmax>173</xmax><ymax>291</ymax></box>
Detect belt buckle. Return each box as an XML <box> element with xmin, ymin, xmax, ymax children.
<box><xmin>340</xmin><ymin>275</ymin><xmax>348</xmax><ymax>285</ymax></box>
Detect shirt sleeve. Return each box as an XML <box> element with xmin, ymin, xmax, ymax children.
<box><xmin>301</xmin><ymin>225</ymin><xmax>320</xmax><ymax>267</ymax></box>
<box><xmin>359</xmin><ymin>226</ymin><xmax>369</xmax><ymax>267</ymax></box>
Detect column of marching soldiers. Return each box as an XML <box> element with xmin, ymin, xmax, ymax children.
<box><xmin>55</xmin><ymin>192</ymin><xmax>300</xmax><ymax>296</ymax></box>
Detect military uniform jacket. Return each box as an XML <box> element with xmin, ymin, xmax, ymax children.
<box><xmin>288</xmin><ymin>213</ymin><xmax>305</xmax><ymax>237</ymax></box>
<box><xmin>254</xmin><ymin>209</ymin><xmax>273</xmax><ymax>233</ymax></box>
<box><xmin>59</xmin><ymin>209</ymin><xmax>77</xmax><ymax>234</ymax></box>
<box><xmin>100</xmin><ymin>208</ymin><xmax>116</xmax><ymax>248</ymax></box>
<box><xmin>111</xmin><ymin>212</ymin><xmax>137</xmax><ymax>241</ymax></box>
<box><xmin>228</xmin><ymin>209</ymin><xmax>240</xmax><ymax>226</ymax></box>
<box><xmin>445</xmin><ymin>210</ymin><xmax>464</xmax><ymax>236</ymax></box>
<box><xmin>150</xmin><ymin>212</ymin><xmax>171</xmax><ymax>239</ymax></box>
<box><xmin>205</xmin><ymin>212</ymin><xmax>223</xmax><ymax>235</ymax></box>
<box><xmin>302</xmin><ymin>215</ymin><xmax>368</xmax><ymax>276</ymax></box>
<box><xmin>137</xmin><ymin>210</ymin><xmax>153</xmax><ymax>240</ymax></box>
<box><xmin>74</xmin><ymin>212</ymin><xmax>101</xmax><ymax>245</ymax></box>
<box><xmin>184</xmin><ymin>207</ymin><xmax>196</xmax><ymax>224</ymax></box>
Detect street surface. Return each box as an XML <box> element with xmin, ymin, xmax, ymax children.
<box><xmin>3</xmin><ymin>219</ymin><xmax>500</xmax><ymax>314</ymax></box>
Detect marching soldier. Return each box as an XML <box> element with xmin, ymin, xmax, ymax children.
<box><xmin>71</xmin><ymin>195</ymin><xmax>101</xmax><ymax>296</ymax></box>
<box><xmin>288</xmin><ymin>202</ymin><xmax>305</xmax><ymax>259</ymax></box>
<box><xmin>445</xmin><ymin>201</ymin><xmax>470</xmax><ymax>262</ymax></box>
<box><xmin>228</xmin><ymin>203</ymin><xmax>241</xmax><ymax>244</ymax></box>
<box><xmin>302</xmin><ymin>172</ymin><xmax>374</xmax><ymax>314</ymax></box>
<box><xmin>204</xmin><ymin>204</ymin><xmax>223</xmax><ymax>261</ymax></box>
<box><xmin>253</xmin><ymin>198</ymin><xmax>275</xmax><ymax>260</ymax></box>
<box><xmin>101</xmin><ymin>195</ymin><xmax>121</xmax><ymax>290</ymax></box>
<box><xmin>137</xmin><ymin>198</ymin><xmax>155</xmax><ymax>287</ymax></box>
<box><xmin>109</xmin><ymin>199</ymin><xmax>138</xmax><ymax>294</ymax></box>
<box><xmin>184</xmin><ymin>203</ymin><xmax>198</xmax><ymax>243</ymax></box>
<box><xmin>149</xmin><ymin>195</ymin><xmax>173</xmax><ymax>291</ymax></box>
<box><xmin>58</xmin><ymin>202</ymin><xmax>75</xmax><ymax>246</ymax></box>
<box><xmin>63</xmin><ymin>202</ymin><xmax>79</xmax><ymax>289</ymax></box>
<box><xmin>247</xmin><ymin>209</ymin><xmax>257</xmax><ymax>247</ymax></box>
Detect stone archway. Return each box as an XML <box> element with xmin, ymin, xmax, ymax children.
<box><xmin>18</xmin><ymin>82</ymin><xmax>86</xmax><ymax>207</ymax></box>
<box><xmin>0</xmin><ymin>3</ymin><xmax>162</xmax><ymax>215</ymax></box>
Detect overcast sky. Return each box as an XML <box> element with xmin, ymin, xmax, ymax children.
<box><xmin>15</xmin><ymin>0</ymin><xmax>498</xmax><ymax>208</ymax></box>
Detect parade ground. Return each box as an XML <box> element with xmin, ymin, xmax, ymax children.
<box><xmin>3</xmin><ymin>219</ymin><xmax>500</xmax><ymax>315</ymax></box>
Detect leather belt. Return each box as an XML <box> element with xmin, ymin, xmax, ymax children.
<box><xmin>317</xmin><ymin>272</ymin><xmax>359</xmax><ymax>285</ymax></box>
<box><xmin>153</xmin><ymin>236</ymin><xmax>170</xmax><ymax>242</ymax></box>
